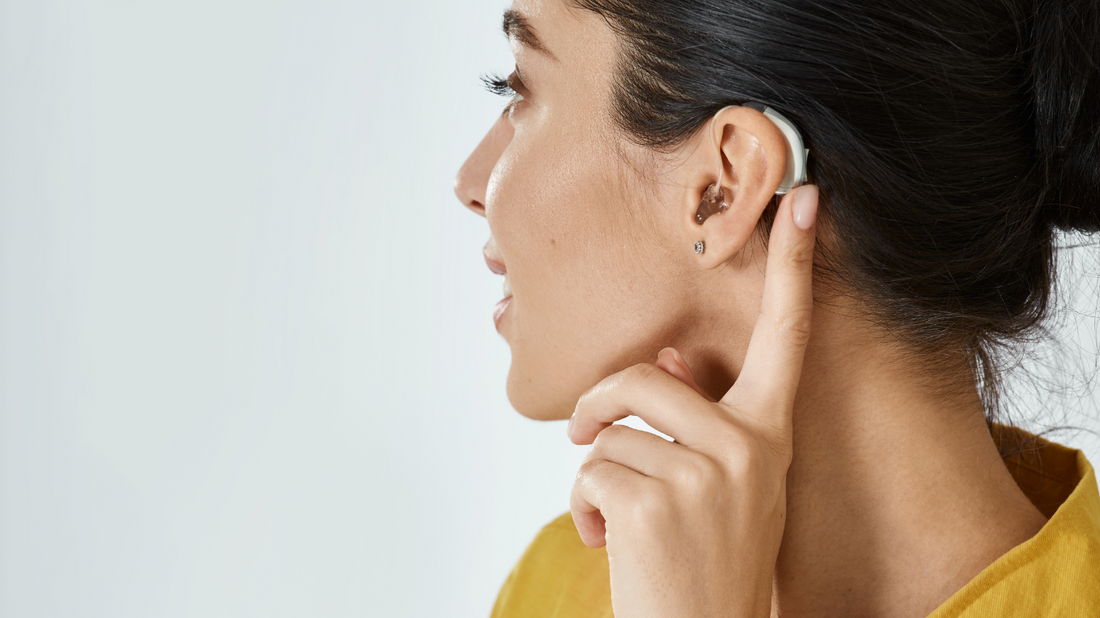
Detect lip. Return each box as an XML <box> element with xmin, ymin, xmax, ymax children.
<box><xmin>483</xmin><ymin>252</ymin><xmax>507</xmax><ymax>275</ymax></box>
<box><xmin>484</xmin><ymin>241</ymin><xmax>511</xmax><ymax>331</ymax></box>
<box><xmin>493</xmin><ymin>296</ymin><xmax>513</xmax><ymax>331</ymax></box>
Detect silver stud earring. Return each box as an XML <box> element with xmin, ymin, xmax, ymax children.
<box><xmin>694</xmin><ymin>240</ymin><xmax>705</xmax><ymax>254</ymax></box>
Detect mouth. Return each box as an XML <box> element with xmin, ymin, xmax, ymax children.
<box><xmin>484</xmin><ymin>242</ymin><xmax>513</xmax><ymax>330</ymax></box>
<box><xmin>483</xmin><ymin>243</ymin><xmax>513</xmax><ymax>296</ymax></box>
<box><xmin>492</xmin><ymin>295</ymin><xmax>513</xmax><ymax>331</ymax></box>
<box><xmin>483</xmin><ymin>252</ymin><xmax>507</xmax><ymax>275</ymax></box>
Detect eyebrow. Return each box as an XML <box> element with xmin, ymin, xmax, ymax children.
<box><xmin>502</xmin><ymin>9</ymin><xmax>558</xmax><ymax>60</ymax></box>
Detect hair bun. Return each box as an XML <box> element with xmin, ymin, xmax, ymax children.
<box><xmin>1029</xmin><ymin>0</ymin><xmax>1100</xmax><ymax>233</ymax></box>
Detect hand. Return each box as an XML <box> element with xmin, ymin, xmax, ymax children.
<box><xmin>567</xmin><ymin>185</ymin><xmax>819</xmax><ymax>618</ymax></box>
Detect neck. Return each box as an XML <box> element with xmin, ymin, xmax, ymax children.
<box><xmin>684</xmin><ymin>290</ymin><xmax>1048</xmax><ymax>617</ymax></box>
<box><xmin>755</xmin><ymin>308</ymin><xmax>1048</xmax><ymax>617</ymax></box>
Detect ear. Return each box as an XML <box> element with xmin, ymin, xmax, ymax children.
<box><xmin>680</xmin><ymin>106</ymin><xmax>788</xmax><ymax>268</ymax></box>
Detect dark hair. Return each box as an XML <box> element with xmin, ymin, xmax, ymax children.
<box><xmin>571</xmin><ymin>0</ymin><xmax>1100</xmax><ymax>423</ymax></box>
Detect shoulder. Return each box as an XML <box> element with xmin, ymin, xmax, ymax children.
<box><xmin>491</xmin><ymin>512</ymin><xmax>613</xmax><ymax>618</ymax></box>
<box><xmin>928</xmin><ymin>448</ymin><xmax>1100</xmax><ymax>617</ymax></box>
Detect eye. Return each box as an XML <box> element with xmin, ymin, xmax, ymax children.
<box><xmin>481</xmin><ymin>69</ymin><xmax>526</xmax><ymax>117</ymax></box>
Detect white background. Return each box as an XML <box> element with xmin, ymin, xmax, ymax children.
<box><xmin>1</xmin><ymin>1</ymin><xmax>1097</xmax><ymax>617</ymax></box>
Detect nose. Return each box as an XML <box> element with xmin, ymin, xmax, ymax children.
<box><xmin>454</xmin><ymin>115</ymin><xmax>514</xmax><ymax>218</ymax></box>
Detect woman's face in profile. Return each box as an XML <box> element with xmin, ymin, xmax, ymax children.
<box><xmin>454</xmin><ymin>0</ymin><xmax>729</xmax><ymax>421</ymax></box>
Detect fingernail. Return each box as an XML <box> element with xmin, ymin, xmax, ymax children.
<box><xmin>666</xmin><ymin>347</ymin><xmax>683</xmax><ymax>365</ymax></box>
<box><xmin>567</xmin><ymin>413</ymin><xmax>575</xmax><ymax>437</ymax></box>
<box><xmin>792</xmin><ymin>185</ymin><xmax>818</xmax><ymax>231</ymax></box>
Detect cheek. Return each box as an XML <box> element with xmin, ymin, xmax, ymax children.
<box><xmin>493</xmin><ymin>125</ymin><xmax>634</xmax><ymax>310</ymax></box>
<box><xmin>489</xmin><ymin>129</ymin><xmax>608</xmax><ymax>247</ymax></box>
<box><xmin>488</xmin><ymin>125</ymin><xmax>685</xmax><ymax>419</ymax></box>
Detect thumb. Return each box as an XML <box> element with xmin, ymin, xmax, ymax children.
<box><xmin>655</xmin><ymin>348</ymin><xmax>715</xmax><ymax>402</ymax></box>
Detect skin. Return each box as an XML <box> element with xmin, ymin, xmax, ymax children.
<box><xmin>453</xmin><ymin>1</ymin><xmax>1050</xmax><ymax>616</ymax></box>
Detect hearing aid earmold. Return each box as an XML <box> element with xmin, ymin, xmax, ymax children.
<box><xmin>694</xmin><ymin>183</ymin><xmax>728</xmax><ymax>224</ymax></box>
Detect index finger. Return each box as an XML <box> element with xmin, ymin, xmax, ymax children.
<box><xmin>568</xmin><ymin>363</ymin><xmax>726</xmax><ymax>447</ymax></box>
<box><xmin>724</xmin><ymin>185</ymin><xmax>818</xmax><ymax>431</ymax></box>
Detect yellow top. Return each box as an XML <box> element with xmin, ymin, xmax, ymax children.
<box><xmin>490</xmin><ymin>426</ymin><xmax>1100</xmax><ymax>617</ymax></box>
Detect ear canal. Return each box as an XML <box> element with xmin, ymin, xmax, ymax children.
<box><xmin>694</xmin><ymin>183</ymin><xmax>729</xmax><ymax>224</ymax></box>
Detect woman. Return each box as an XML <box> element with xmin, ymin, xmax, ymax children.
<box><xmin>453</xmin><ymin>0</ymin><xmax>1100</xmax><ymax>615</ymax></box>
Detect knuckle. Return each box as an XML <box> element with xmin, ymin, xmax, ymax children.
<box><xmin>724</xmin><ymin>449</ymin><xmax>753</xmax><ymax>478</ymax></box>
<box><xmin>775</xmin><ymin>311</ymin><xmax>812</xmax><ymax>347</ymax></box>
<box><xmin>623</xmin><ymin>362</ymin><xmax>663</xmax><ymax>385</ymax></box>
<box><xmin>576</xmin><ymin>363</ymin><xmax>658</xmax><ymax>412</ymax></box>
<box><xmin>785</xmin><ymin>242</ymin><xmax>814</xmax><ymax>268</ymax></box>
<box><xmin>710</xmin><ymin>426</ymin><xmax>793</xmax><ymax>485</ymax></box>
<box><xmin>630</xmin><ymin>485</ymin><xmax>671</xmax><ymax>524</ymax></box>
<box><xmin>719</xmin><ymin>435</ymin><xmax>762</xmax><ymax>477</ymax></box>
<box><xmin>713</xmin><ymin>420</ymin><xmax>749</xmax><ymax>447</ymax></box>
<box><xmin>590</xmin><ymin>424</ymin><xmax>627</xmax><ymax>454</ymax></box>
<box><xmin>576</xmin><ymin>457</ymin><xmax>609</xmax><ymax>483</ymax></box>
<box><xmin>574</xmin><ymin>383</ymin><xmax>601</xmax><ymax>412</ymax></box>
<box><xmin>580</xmin><ymin>457</ymin><xmax>607</xmax><ymax>477</ymax></box>
<box><xmin>675</xmin><ymin>454</ymin><xmax>722</xmax><ymax>495</ymax></box>
<box><xmin>579</xmin><ymin>370</ymin><xmax>625</xmax><ymax>405</ymax></box>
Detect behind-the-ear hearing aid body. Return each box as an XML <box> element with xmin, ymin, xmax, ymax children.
<box><xmin>742</xmin><ymin>102</ymin><xmax>809</xmax><ymax>195</ymax></box>
<box><xmin>694</xmin><ymin>103</ymin><xmax>810</xmax><ymax>228</ymax></box>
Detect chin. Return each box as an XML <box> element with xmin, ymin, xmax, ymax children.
<box><xmin>505</xmin><ymin>362</ymin><xmax>577</xmax><ymax>421</ymax></box>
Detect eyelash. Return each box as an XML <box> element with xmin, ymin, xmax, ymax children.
<box><xmin>482</xmin><ymin>70</ymin><xmax>525</xmax><ymax>116</ymax></box>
